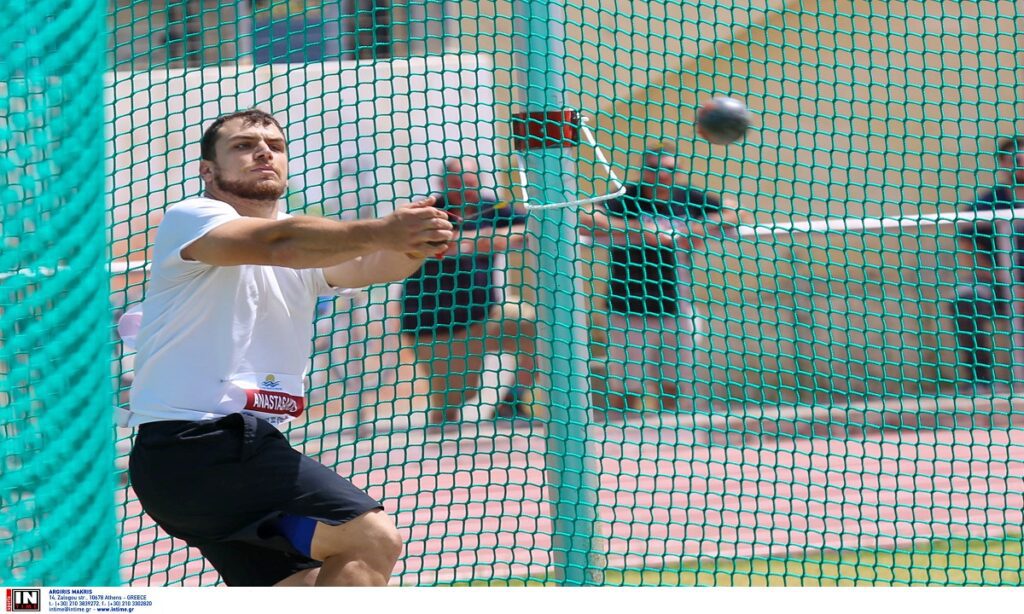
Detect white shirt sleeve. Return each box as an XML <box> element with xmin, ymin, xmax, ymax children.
<box><xmin>152</xmin><ymin>198</ymin><xmax>241</xmax><ymax>280</ymax></box>
<box><xmin>304</xmin><ymin>266</ymin><xmax>366</xmax><ymax>298</ymax></box>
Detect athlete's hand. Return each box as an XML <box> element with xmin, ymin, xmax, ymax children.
<box><xmin>380</xmin><ymin>196</ymin><xmax>456</xmax><ymax>259</ymax></box>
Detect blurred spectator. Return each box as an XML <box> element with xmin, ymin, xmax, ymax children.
<box><xmin>582</xmin><ymin>143</ymin><xmax>751</xmax><ymax>417</ymax></box>
<box><xmin>111</xmin><ymin>0</ymin><xmax>393</xmax><ymax>71</ymax></box>
<box><xmin>400</xmin><ymin>157</ymin><xmax>538</xmax><ymax>424</ymax></box>
<box><xmin>344</xmin><ymin>0</ymin><xmax>392</xmax><ymax>59</ymax></box>
<box><xmin>164</xmin><ymin>0</ymin><xmax>204</xmax><ymax>67</ymax></box>
<box><xmin>252</xmin><ymin>0</ymin><xmax>391</xmax><ymax>63</ymax></box>
<box><xmin>952</xmin><ymin>134</ymin><xmax>1024</xmax><ymax>392</ymax></box>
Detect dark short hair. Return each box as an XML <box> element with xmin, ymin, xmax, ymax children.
<box><xmin>996</xmin><ymin>135</ymin><xmax>1024</xmax><ymax>157</ymax></box>
<box><xmin>200</xmin><ymin>109</ymin><xmax>285</xmax><ymax>161</ymax></box>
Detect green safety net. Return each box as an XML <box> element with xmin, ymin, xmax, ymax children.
<box><xmin>9</xmin><ymin>0</ymin><xmax>1024</xmax><ymax>587</ymax></box>
<box><xmin>1</xmin><ymin>1</ymin><xmax>122</xmax><ymax>586</ymax></box>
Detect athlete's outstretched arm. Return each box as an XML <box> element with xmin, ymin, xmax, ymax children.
<box><xmin>182</xmin><ymin>196</ymin><xmax>454</xmax><ymax>271</ymax></box>
<box><xmin>326</xmin><ymin>249</ymin><xmax>433</xmax><ymax>287</ymax></box>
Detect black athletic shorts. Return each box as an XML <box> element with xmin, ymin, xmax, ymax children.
<box><xmin>128</xmin><ymin>412</ymin><xmax>383</xmax><ymax>586</ymax></box>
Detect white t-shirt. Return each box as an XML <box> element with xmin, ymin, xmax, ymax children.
<box><xmin>126</xmin><ymin>197</ymin><xmax>361</xmax><ymax>427</ymax></box>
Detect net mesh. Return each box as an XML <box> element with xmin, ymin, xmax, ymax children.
<box><xmin>8</xmin><ymin>0</ymin><xmax>1024</xmax><ymax>586</ymax></box>
<box><xmin>1</xmin><ymin>0</ymin><xmax>121</xmax><ymax>586</ymax></box>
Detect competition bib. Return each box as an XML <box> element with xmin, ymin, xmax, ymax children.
<box><xmin>222</xmin><ymin>372</ymin><xmax>305</xmax><ymax>425</ymax></box>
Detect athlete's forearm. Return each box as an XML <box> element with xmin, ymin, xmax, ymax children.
<box><xmin>324</xmin><ymin>249</ymin><xmax>428</xmax><ymax>287</ymax></box>
<box><xmin>264</xmin><ymin>216</ymin><xmax>389</xmax><ymax>269</ymax></box>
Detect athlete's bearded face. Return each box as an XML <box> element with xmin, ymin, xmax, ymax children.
<box><xmin>203</xmin><ymin>118</ymin><xmax>288</xmax><ymax>201</ymax></box>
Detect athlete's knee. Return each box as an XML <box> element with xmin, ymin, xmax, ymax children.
<box><xmin>365</xmin><ymin>514</ymin><xmax>403</xmax><ymax>564</ymax></box>
<box><xmin>495</xmin><ymin>304</ymin><xmax>536</xmax><ymax>338</ymax></box>
<box><xmin>314</xmin><ymin>510</ymin><xmax>403</xmax><ymax>565</ymax></box>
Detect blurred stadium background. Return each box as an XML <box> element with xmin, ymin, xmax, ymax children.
<box><xmin>2</xmin><ymin>0</ymin><xmax>1023</xmax><ymax>586</ymax></box>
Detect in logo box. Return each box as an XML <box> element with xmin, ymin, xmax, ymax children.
<box><xmin>6</xmin><ymin>589</ymin><xmax>41</xmax><ymax>612</ymax></box>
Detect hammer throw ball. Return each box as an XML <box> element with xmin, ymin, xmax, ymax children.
<box><xmin>696</xmin><ymin>96</ymin><xmax>752</xmax><ymax>145</ymax></box>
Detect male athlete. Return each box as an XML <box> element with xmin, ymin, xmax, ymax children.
<box><xmin>127</xmin><ymin>109</ymin><xmax>455</xmax><ymax>586</ymax></box>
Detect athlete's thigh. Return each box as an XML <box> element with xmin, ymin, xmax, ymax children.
<box><xmin>197</xmin><ymin>539</ymin><xmax>320</xmax><ymax>587</ymax></box>
<box><xmin>129</xmin><ymin>415</ymin><xmax>293</xmax><ymax>538</ymax></box>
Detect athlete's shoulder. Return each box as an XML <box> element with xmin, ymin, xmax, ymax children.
<box><xmin>166</xmin><ymin>196</ymin><xmax>234</xmax><ymax>214</ymax></box>
<box><xmin>161</xmin><ymin>198</ymin><xmax>241</xmax><ymax>228</ymax></box>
